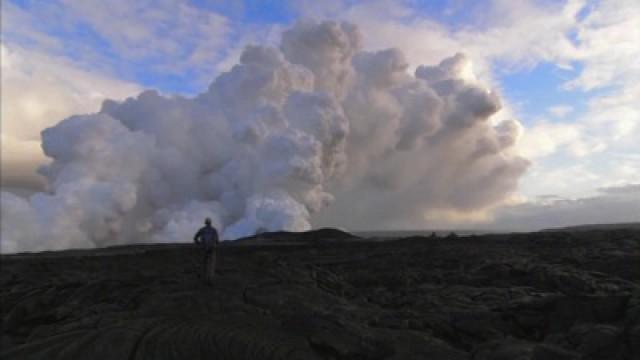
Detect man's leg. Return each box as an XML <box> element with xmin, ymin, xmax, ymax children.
<box><xmin>206</xmin><ymin>248</ymin><xmax>216</xmax><ymax>284</ymax></box>
<box><xmin>211</xmin><ymin>248</ymin><xmax>217</xmax><ymax>278</ymax></box>
<box><xmin>202</xmin><ymin>251</ymin><xmax>209</xmax><ymax>280</ymax></box>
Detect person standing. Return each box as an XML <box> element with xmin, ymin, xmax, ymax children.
<box><xmin>193</xmin><ymin>218</ymin><xmax>219</xmax><ymax>285</ymax></box>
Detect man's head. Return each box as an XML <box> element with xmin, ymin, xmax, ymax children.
<box><xmin>205</xmin><ymin>217</ymin><xmax>212</xmax><ymax>226</ymax></box>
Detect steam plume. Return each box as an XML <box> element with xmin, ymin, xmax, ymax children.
<box><xmin>1</xmin><ymin>21</ymin><xmax>528</xmax><ymax>253</ymax></box>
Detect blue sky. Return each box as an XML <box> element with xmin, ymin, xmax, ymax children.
<box><xmin>4</xmin><ymin>0</ymin><xmax>593</xmax><ymax>123</ymax></box>
<box><xmin>2</xmin><ymin>1</ymin><xmax>585</xmax><ymax>104</ymax></box>
<box><xmin>2</xmin><ymin>0</ymin><xmax>639</xmax><ymax>229</ymax></box>
<box><xmin>498</xmin><ymin>63</ymin><xmax>585</xmax><ymax>123</ymax></box>
<box><xmin>8</xmin><ymin>0</ymin><xmax>463</xmax><ymax>93</ymax></box>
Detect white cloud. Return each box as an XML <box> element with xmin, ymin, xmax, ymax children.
<box><xmin>518</xmin><ymin>121</ymin><xmax>590</xmax><ymax>159</ymax></box>
<box><xmin>3</xmin><ymin>0</ymin><xmax>232</xmax><ymax>86</ymax></box>
<box><xmin>2</xmin><ymin>0</ymin><xmax>233</xmax><ymax>190</ymax></box>
<box><xmin>518</xmin><ymin>152</ymin><xmax>640</xmax><ymax>202</ymax></box>
<box><xmin>299</xmin><ymin>0</ymin><xmax>583</xmax><ymax>79</ymax></box>
<box><xmin>0</xmin><ymin>44</ymin><xmax>141</xmax><ymax>190</ymax></box>
<box><xmin>489</xmin><ymin>183</ymin><xmax>640</xmax><ymax>231</ymax></box>
<box><xmin>564</xmin><ymin>0</ymin><xmax>640</xmax><ymax>91</ymax></box>
<box><xmin>547</xmin><ymin>105</ymin><xmax>574</xmax><ymax>117</ymax></box>
<box><xmin>519</xmin><ymin>163</ymin><xmax>601</xmax><ymax>199</ymax></box>
<box><xmin>1</xmin><ymin>2</ymin><xmax>63</xmax><ymax>51</ymax></box>
<box><xmin>293</xmin><ymin>0</ymin><xmax>640</xmax><ymax>230</ymax></box>
<box><xmin>63</xmin><ymin>0</ymin><xmax>229</xmax><ymax>69</ymax></box>
<box><xmin>2</xmin><ymin>0</ymin><xmax>638</xmax><ymax>234</ymax></box>
<box><xmin>454</xmin><ymin>0</ymin><xmax>583</xmax><ymax>70</ymax></box>
<box><xmin>1</xmin><ymin>21</ymin><xmax>531</xmax><ymax>252</ymax></box>
<box><xmin>519</xmin><ymin>78</ymin><xmax>640</xmax><ymax>199</ymax></box>
<box><xmin>294</xmin><ymin>1</ymin><xmax>638</xmax><ymax>152</ymax></box>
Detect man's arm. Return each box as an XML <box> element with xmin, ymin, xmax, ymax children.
<box><xmin>193</xmin><ymin>228</ymin><xmax>202</xmax><ymax>245</ymax></box>
<box><xmin>214</xmin><ymin>228</ymin><xmax>220</xmax><ymax>244</ymax></box>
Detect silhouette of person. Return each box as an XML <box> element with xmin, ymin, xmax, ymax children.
<box><xmin>193</xmin><ymin>218</ymin><xmax>219</xmax><ymax>285</ymax></box>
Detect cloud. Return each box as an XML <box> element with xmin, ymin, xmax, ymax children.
<box><xmin>518</xmin><ymin>120</ymin><xmax>606</xmax><ymax>160</ymax></box>
<box><xmin>598</xmin><ymin>183</ymin><xmax>640</xmax><ymax>195</ymax></box>
<box><xmin>1</xmin><ymin>21</ymin><xmax>528</xmax><ymax>252</ymax></box>
<box><xmin>3</xmin><ymin>0</ymin><xmax>637</xmax><ymax>246</ymax></box>
<box><xmin>292</xmin><ymin>0</ymin><xmax>639</xmax><ymax>163</ymax></box>
<box><xmin>291</xmin><ymin>0</ymin><xmax>583</xmax><ymax>80</ymax></box>
<box><xmin>518</xmin><ymin>77</ymin><xmax>639</xmax><ymax>198</ymax></box>
<box><xmin>3</xmin><ymin>0</ymin><xmax>232</xmax><ymax>89</ymax></box>
<box><xmin>0</xmin><ymin>44</ymin><xmax>141</xmax><ymax>191</ymax></box>
<box><xmin>61</xmin><ymin>0</ymin><xmax>230</xmax><ymax>70</ymax></box>
<box><xmin>563</xmin><ymin>0</ymin><xmax>640</xmax><ymax>91</ymax></box>
<box><xmin>547</xmin><ymin>105</ymin><xmax>574</xmax><ymax>118</ymax></box>
<box><xmin>489</xmin><ymin>183</ymin><xmax>640</xmax><ymax>231</ymax></box>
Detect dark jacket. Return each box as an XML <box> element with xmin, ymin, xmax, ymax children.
<box><xmin>194</xmin><ymin>225</ymin><xmax>219</xmax><ymax>250</ymax></box>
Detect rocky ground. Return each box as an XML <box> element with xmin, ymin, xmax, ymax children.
<box><xmin>2</xmin><ymin>228</ymin><xmax>639</xmax><ymax>359</ymax></box>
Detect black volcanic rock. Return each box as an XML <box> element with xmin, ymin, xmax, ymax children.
<box><xmin>234</xmin><ymin>227</ymin><xmax>362</xmax><ymax>245</ymax></box>
<box><xmin>1</xmin><ymin>229</ymin><xmax>639</xmax><ymax>359</ymax></box>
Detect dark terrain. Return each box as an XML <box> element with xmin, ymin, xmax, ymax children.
<box><xmin>2</xmin><ymin>228</ymin><xmax>639</xmax><ymax>359</ymax></box>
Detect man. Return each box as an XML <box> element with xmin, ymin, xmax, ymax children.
<box><xmin>193</xmin><ymin>218</ymin><xmax>219</xmax><ymax>284</ymax></box>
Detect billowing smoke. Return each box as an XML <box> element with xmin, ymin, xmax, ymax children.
<box><xmin>1</xmin><ymin>21</ymin><xmax>528</xmax><ymax>253</ymax></box>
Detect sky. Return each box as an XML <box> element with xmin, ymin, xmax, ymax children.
<box><xmin>1</xmin><ymin>0</ymin><xmax>639</xmax><ymax>238</ymax></box>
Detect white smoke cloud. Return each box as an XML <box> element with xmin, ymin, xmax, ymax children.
<box><xmin>0</xmin><ymin>44</ymin><xmax>141</xmax><ymax>192</ymax></box>
<box><xmin>1</xmin><ymin>20</ymin><xmax>528</xmax><ymax>253</ymax></box>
